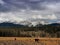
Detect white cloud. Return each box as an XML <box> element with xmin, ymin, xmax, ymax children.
<box><xmin>0</xmin><ymin>0</ymin><xmax>5</xmax><ymax>5</ymax></box>
<box><xmin>0</xmin><ymin>5</ymin><xmax>59</xmax><ymax>25</ymax></box>
<box><xmin>32</xmin><ymin>15</ymin><xmax>43</xmax><ymax>19</ymax></box>
<box><xmin>0</xmin><ymin>9</ymin><xmax>58</xmax><ymax>24</ymax></box>
<box><xmin>42</xmin><ymin>2</ymin><xmax>60</xmax><ymax>12</ymax></box>
<box><xmin>47</xmin><ymin>14</ymin><xmax>57</xmax><ymax>20</ymax></box>
<box><xmin>32</xmin><ymin>14</ymin><xmax>57</xmax><ymax>20</ymax></box>
<box><xmin>0</xmin><ymin>12</ymin><xmax>26</xmax><ymax>24</ymax></box>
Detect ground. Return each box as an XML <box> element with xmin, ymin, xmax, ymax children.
<box><xmin>0</xmin><ymin>37</ymin><xmax>59</xmax><ymax>45</ymax></box>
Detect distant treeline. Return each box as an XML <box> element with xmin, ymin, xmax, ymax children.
<box><xmin>0</xmin><ymin>24</ymin><xmax>60</xmax><ymax>38</ymax></box>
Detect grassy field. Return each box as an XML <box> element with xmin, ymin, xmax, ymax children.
<box><xmin>0</xmin><ymin>37</ymin><xmax>59</xmax><ymax>45</ymax></box>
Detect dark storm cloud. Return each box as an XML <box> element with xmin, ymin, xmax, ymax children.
<box><xmin>0</xmin><ymin>0</ymin><xmax>53</xmax><ymax>11</ymax></box>
<box><xmin>2</xmin><ymin>0</ymin><xmax>42</xmax><ymax>10</ymax></box>
<box><xmin>0</xmin><ymin>0</ymin><xmax>60</xmax><ymax>11</ymax></box>
<box><xmin>0</xmin><ymin>0</ymin><xmax>60</xmax><ymax>24</ymax></box>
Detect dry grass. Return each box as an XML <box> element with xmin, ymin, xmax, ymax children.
<box><xmin>0</xmin><ymin>37</ymin><xmax>59</xmax><ymax>45</ymax></box>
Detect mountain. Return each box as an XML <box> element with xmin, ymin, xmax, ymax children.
<box><xmin>20</xmin><ymin>21</ymin><xmax>32</xmax><ymax>27</ymax></box>
<box><xmin>35</xmin><ymin>23</ymin><xmax>60</xmax><ymax>27</ymax></box>
<box><xmin>47</xmin><ymin>23</ymin><xmax>60</xmax><ymax>26</ymax></box>
<box><xmin>0</xmin><ymin>22</ymin><xmax>25</xmax><ymax>27</ymax></box>
<box><xmin>0</xmin><ymin>22</ymin><xmax>60</xmax><ymax>28</ymax></box>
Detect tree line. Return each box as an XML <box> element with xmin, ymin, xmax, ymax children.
<box><xmin>0</xmin><ymin>24</ymin><xmax>59</xmax><ymax>38</ymax></box>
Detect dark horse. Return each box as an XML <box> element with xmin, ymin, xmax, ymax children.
<box><xmin>35</xmin><ymin>38</ymin><xmax>39</xmax><ymax>42</ymax></box>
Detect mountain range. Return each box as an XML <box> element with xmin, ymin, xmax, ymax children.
<box><xmin>0</xmin><ymin>22</ymin><xmax>25</xmax><ymax>27</ymax></box>
<box><xmin>0</xmin><ymin>22</ymin><xmax>60</xmax><ymax>27</ymax></box>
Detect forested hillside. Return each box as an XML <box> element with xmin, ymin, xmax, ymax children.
<box><xmin>0</xmin><ymin>23</ymin><xmax>60</xmax><ymax>37</ymax></box>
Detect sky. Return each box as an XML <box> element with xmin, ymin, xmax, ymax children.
<box><xmin>0</xmin><ymin>0</ymin><xmax>60</xmax><ymax>24</ymax></box>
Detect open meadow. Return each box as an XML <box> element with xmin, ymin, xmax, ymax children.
<box><xmin>0</xmin><ymin>37</ymin><xmax>59</xmax><ymax>45</ymax></box>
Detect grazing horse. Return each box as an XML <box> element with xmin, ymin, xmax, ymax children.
<box><xmin>15</xmin><ymin>38</ymin><xmax>16</xmax><ymax>40</ymax></box>
<box><xmin>35</xmin><ymin>38</ymin><xmax>39</xmax><ymax>42</ymax></box>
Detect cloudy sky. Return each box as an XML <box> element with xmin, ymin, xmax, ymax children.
<box><xmin>0</xmin><ymin>0</ymin><xmax>60</xmax><ymax>24</ymax></box>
